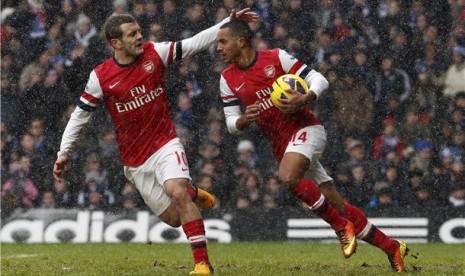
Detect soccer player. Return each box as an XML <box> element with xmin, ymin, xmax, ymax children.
<box><xmin>53</xmin><ymin>10</ymin><xmax>258</xmax><ymax>276</ymax></box>
<box><xmin>216</xmin><ymin>20</ymin><xmax>409</xmax><ymax>272</ymax></box>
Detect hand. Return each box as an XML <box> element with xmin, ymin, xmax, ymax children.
<box><xmin>278</xmin><ymin>89</ymin><xmax>316</xmax><ymax>113</ymax></box>
<box><xmin>53</xmin><ymin>154</ymin><xmax>69</xmax><ymax>181</ymax></box>
<box><xmin>237</xmin><ymin>102</ymin><xmax>261</xmax><ymax>130</ymax></box>
<box><xmin>230</xmin><ymin>8</ymin><xmax>259</xmax><ymax>23</ymax></box>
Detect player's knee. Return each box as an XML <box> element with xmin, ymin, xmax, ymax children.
<box><xmin>168</xmin><ymin>188</ymin><xmax>189</xmax><ymax>208</ymax></box>
<box><xmin>278</xmin><ymin>173</ymin><xmax>300</xmax><ymax>190</ymax></box>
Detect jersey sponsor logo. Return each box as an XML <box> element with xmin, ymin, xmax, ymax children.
<box><xmin>181</xmin><ymin>167</ymin><xmax>189</xmax><ymax>171</ymax></box>
<box><xmin>115</xmin><ymin>85</ymin><xmax>164</xmax><ymax>113</ymax></box>
<box><xmin>235</xmin><ymin>82</ymin><xmax>246</xmax><ymax>91</ymax></box>
<box><xmin>143</xmin><ymin>60</ymin><xmax>154</xmax><ymax>73</ymax></box>
<box><xmin>109</xmin><ymin>80</ymin><xmax>121</xmax><ymax>89</ymax></box>
<box><xmin>255</xmin><ymin>86</ymin><xmax>275</xmax><ymax>112</ymax></box>
<box><xmin>264</xmin><ymin>65</ymin><xmax>276</xmax><ymax>78</ymax></box>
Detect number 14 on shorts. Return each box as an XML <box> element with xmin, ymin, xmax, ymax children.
<box><xmin>291</xmin><ymin>131</ymin><xmax>308</xmax><ymax>145</ymax></box>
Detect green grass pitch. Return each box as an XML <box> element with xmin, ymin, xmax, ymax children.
<box><xmin>2</xmin><ymin>242</ymin><xmax>465</xmax><ymax>275</ymax></box>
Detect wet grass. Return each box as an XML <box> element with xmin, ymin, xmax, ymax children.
<box><xmin>1</xmin><ymin>242</ymin><xmax>465</xmax><ymax>275</ymax></box>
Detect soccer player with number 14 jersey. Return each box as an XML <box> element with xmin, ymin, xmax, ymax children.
<box><xmin>217</xmin><ymin>19</ymin><xmax>409</xmax><ymax>272</ymax></box>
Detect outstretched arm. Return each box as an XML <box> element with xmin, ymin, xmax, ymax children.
<box><xmin>177</xmin><ymin>8</ymin><xmax>258</xmax><ymax>59</ymax></box>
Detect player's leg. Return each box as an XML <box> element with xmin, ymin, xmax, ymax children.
<box><xmin>320</xmin><ymin>181</ymin><xmax>408</xmax><ymax>272</ymax></box>
<box><xmin>124</xmin><ymin>138</ymin><xmax>213</xmax><ymax>275</ymax></box>
<box><xmin>279</xmin><ymin>153</ymin><xmax>351</xmax><ymax>234</ymax></box>
<box><xmin>163</xmin><ymin>178</ymin><xmax>213</xmax><ymax>275</ymax></box>
<box><xmin>188</xmin><ymin>184</ymin><xmax>217</xmax><ymax>209</ymax></box>
<box><xmin>279</xmin><ymin>127</ymin><xmax>356</xmax><ymax>258</ymax></box>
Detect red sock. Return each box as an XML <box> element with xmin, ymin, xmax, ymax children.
<box><xmin>343</xmin><ymin>203</ymin><xmax>398</xmax><ymax>255</ymax></box>
<box><xmin>182</xmin><ymin>219</ymin><xmax>209</xmax><ymax>264</ymax></box>
<box><xmin>292</xmin><ymin>178</ymin><xmax>347</xmax><ymax>231</ymax></box>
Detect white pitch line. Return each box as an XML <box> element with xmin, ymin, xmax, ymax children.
<box><xmin>1</xmin><ymin>254</ymin><xmax>38</xmax><ymax>259</ymax></box>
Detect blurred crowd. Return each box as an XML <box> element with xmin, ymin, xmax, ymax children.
<box><xmin>2</xmin><ymin>0</ymin><xmax>465</xmax><ymax>218</ymax></box>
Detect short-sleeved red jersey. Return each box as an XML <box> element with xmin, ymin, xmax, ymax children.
<box><xmin>220</xmin><ymin>49</ymin><xmax>321</xmax><ymax>160</ymax></box>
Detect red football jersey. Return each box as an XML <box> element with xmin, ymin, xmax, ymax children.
<box><xmin>220</xmin><ymin>49</ymin><xmax>321</xmax><ymax>161</ymax></box>
<box><xmin>80</xmin><ymin>42</ymin><xmax>177</xmax><ymax>166</ymax></box>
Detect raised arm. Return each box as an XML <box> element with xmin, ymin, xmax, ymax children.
<box><xmin>180</xmin><ymin>8</ymin><xmax>258</xmax><ymax>58</ymax></box>
<box><xmin>154</xmin><ymin>8</ymin><xmax>258</xmax><ymax>66</ymax></box>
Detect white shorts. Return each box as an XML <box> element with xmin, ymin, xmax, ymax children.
<box><xmin>123</xmin><ymin>138</ymin><xmax>192</xmax><ymax>216</ymax></box>
<box><xmin>284</xmin><ymin>125</ymin><xmax>333</xmax><ymax>185</ymax></box>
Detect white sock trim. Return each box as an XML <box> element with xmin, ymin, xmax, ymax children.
<box><xmin>358</xmin><ymin>221</ymin><xmax>372</xmax><ymax>239</ymax></box>
<box><xmin>188</xmin><ymin>235</ymin><xmax>207</xmax><ymax>243</ymax></box>
<box><xmin>310</xmin><ymin>194</ymin><xmax>325</xmax><ymax>210</ymax></box>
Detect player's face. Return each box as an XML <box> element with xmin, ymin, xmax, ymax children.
<box><xmin>119</xmin><ymin>22</ymin><xmax>144</xmax><ymax>57</ymax></box>
<box><xmin>216</xmin><ymin>28</ymin><xmax>241</xmax><ymax>64</ymax></box>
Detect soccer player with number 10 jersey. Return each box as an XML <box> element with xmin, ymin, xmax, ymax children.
<box><xmin>54</xmin><ymin>10</ymin><xmax>258</xmax><ymax>276</ymax></box>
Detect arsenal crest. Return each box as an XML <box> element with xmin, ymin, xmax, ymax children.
<box><xmin>143</xmin><ymin>60</ymin><xmax>154</xmax><ymax>73</ymax></box>
<box><xmin>264</xmin><ymin>65</ymin><xmax>275</xmax><ymax>78</ymax></box>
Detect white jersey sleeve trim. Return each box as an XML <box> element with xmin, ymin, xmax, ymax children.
<box><xmin>154</xmin><ymin>17</ymin><xmax>231</xmax><ymax>67</ymax></box>
<box><xmin>300</xmin><ymin>68</ymin><xmax>329</xmax><ymax>98</ymax></box>
<box><xmin>57</xmin><ymin>106</ymin><xmax>92</xmax><ymax>157</ymax></box>
<box><xmin>220</xmin><ymin>75</ymin><xmax>242</xmax><ymax>134</ymax></box>
<box><xmin>153</xmin><ymin>41</ymin><xmax>174</xmax><ymax>68</ymax></box>
<box><xmin>84</xmin><ymin>70</ymin><xmax>104</xmax><ymax>101</ymax></box>
<box><xmin>278</xmin><ymin>49</ymin><xmax>299</xmax><ymax>73</ymax></box>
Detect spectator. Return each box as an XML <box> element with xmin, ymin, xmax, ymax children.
<box><xmin>234</xmin><ymin>172</ymin><xmax>264</xmax><ymax>210</ymax></box>
<box><xmin>1</xmin><ymin>167</ymin><xmax>39</xmax><ymax>209</ymax></box>
<box><xmin>351</xmin><ymin>49</ymin><xmax>377</xmax><ymax>91</ymax></box>
<box><xmin>118</xmin><ymin>181</ymin><xmax>145</xmax><ymax>211</ymax></box>
<box><xmin>382</xmin><ymin>165</ymin><xmax>404</xmax><ymax>201</ymax></box>
<box><xmin>412</xmin><ymin>184</ymin><xmax>439</xmax><ymax>209</ymax></box>
<box><xmin>53</xmin><ymin>179</ymin><xmax>74</xmax><ymax>208</ymax></box>
<box><xmin>374</xmin><ymin>55</ymin><xmax>411</xmax><ymax>122</ymax></box>
<box><xmin>369</xmin><ymin>181</ymin><xmax>398</xmax><ymax>209</ymax></box>
<box><xmin>443</xmin><ymin>45</ymin><xmax>465</xmax><ymax>98</ymax></box>
<box><xmin>77</xmin><ymin>171</ymin><xmax>115</xmax><ymax>209</ymax></box>
<box><xmin>399</xmin><ymin>107</ymin><xmax>432</xmax><ymax>148</ymax></box>
<box><xmin>236</xmin><ymin>139</ymin><xmax>258</xmax><ymax>169</ymax></box>
<box><xmin>174</xmin><ymin>92</ymin><xmax>195</xmax><ymax>130</ymax></box>
<box><xmin>83</xmin><ymin>153</ymin><xmax>109</xmax><ymax>188</ymax></box>
<box><xmin>344</xmin><ymin>139</ymin><xmax>380</xmax><ymax>181</ymax></box>
<box><xmin>409</xmin><ymin>139</ymin><xmax>434</xmax><ymax>175</ymax></box>
<box><xmin>447</xmin><ymin>182</ymin><xmax>465</xmax><ymax>208</ymax></box>
<box><xmin>332</xmin><ymin>67</ymin><xmax>374</xmax><ymax>142</ymax></box>
<box><xmin>372</xmin><ymin>117</ymin><xmax>405</xmax><ymax>161</ymax></box>
<box><xmin>40</xmin><ymin>190</ymin><xmax>56</xmax><ymax>208</ymax></box>
<box><xmin>348</xmin><ymin>164</ymin><xmax>373</xmax><ymax>207</ymax></box>
<box><xmin>409</xmin><ymin>68</ymin><xmax>442</xmax><ymax>119</ymax></box>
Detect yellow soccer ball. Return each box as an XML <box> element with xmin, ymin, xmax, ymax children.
<box><xmin>270</xmin><ymin>74</ymin><xmax>309</xmax><ymax>109</ymax></box>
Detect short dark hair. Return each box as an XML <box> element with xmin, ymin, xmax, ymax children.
<box><xmin>220</xmin><ymin>19</ymin><xmax>254</xmax><ymax>45</ymax></box>
<box><xmin>103</xmin><ymin>14</ymin><xmax>137</xmax><ymax>42</ymax></box>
